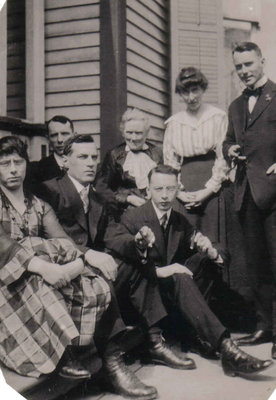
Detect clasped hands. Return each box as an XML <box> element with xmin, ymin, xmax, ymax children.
<box><xmin>177</xmin><ymin>188</ymin><xmax>213</xmax><ymax>210</ymax></box>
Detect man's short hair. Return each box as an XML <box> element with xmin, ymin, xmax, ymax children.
<box><xmin>148</xmin><ymin>164</ymin><xmax>179</xmax><ymax>183</ymax></box>
<box><xmin>63</xmin><ymin>134</ymin><xmax>95</xmax><ymax>156</ymax></box>
<box><xmin>0</xmin><ymin>136</ymin><xmax>29</xmax><ymax>162</ymax></box>
<box><xmin>47</xmin><ymin>115</ymin><xmax>74</xmax><ymax>133</ymax></box>
<box><xmin>232</xmin><ymin>42</ymin><xmax>262</xmax><ymax>57</ymax></box>
<box><xmin>120</xmin><ymin>108</ymin><xmax>150</xmax><ymax>135</ymax></box>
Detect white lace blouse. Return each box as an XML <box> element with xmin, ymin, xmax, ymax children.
<box><xmin>163</xmin><ymin>103</ymin><xmax>230</xmax><ymax>193</ymax></box>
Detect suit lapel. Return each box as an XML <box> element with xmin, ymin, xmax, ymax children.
<box><xmin>87</xmin><ymin>190</ymin><xmax>103</xmax><ymax>243</ymax></box>
<box><xmin>59</xmin><ymin>174</ymin><xmax>87</xmax><ymax>231</ymax></box>
<box><xmin>247</xmin><ymin>80</ymin><xmax>276</xmax><ymax>127</ymax></box>
<box><xmin>143</xmin><ymin>202</ymin><xmax>166</xmax><ymax>263</ymax></box>
<box><xmin>167</xmin><ymin>210</ymin><xmax>183</xmax><ymax>264</ymax></box>
<box><xmin>232</xmin><ymin>95</ymin><xmax>247</xmax><ymax>137</ymax></box>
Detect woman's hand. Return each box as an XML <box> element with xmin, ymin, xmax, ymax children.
<box><xmin>127</xmin><ymin>194</ymin><xmax>146</xmax><ymax>207</ymax></box>
<box><xmin>156</xmin><ymin>263</ymin><xmax>193</xmax><ymax>279</ymax></box>
<box><xmin>177</xmin><ymin>188</ymin><xmax>213</xmax><ymax>210</ymax></box>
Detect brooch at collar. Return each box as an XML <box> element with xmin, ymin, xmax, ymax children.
<box><xmin>265</xmin><ymin>94</ymin><xmax>272</xmax><ymax>102</ymax></box>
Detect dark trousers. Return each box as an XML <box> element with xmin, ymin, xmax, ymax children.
<box><xmin>158</xmin><ymin>273</ymin><xmax>227</xmax><ymax>349</ymax></box>
<box><xmin>114</xmin><ymin>261</ymin><xmax>167</xmax><ymax>329</ymax></box>
<box><xmin>239</xmin><ymin>186</ymin><xmax>276</xmax><ymax>335</ymax></box>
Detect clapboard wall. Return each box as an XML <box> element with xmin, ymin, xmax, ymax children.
<box><xmin>7</xmin><ymin>0</ymin><xmax>26</xmax><ymax>119</ymax></box>
<box><xmin>170</xmin><ymin>0</ymin><xmax>225</xmax><ymax>113</ymax></box>
<box><xmin>126</xmin><ymin>0</ymin><xmax>170</xmax><ymax>144</ymax></box>
<box><xmin>44</xmin><ymin>0</ymin><xmax>101</xmax><ymax>148</ymax></box>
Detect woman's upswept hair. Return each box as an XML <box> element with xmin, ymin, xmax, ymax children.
<box><xmin>175</xmin><ymin>67</ymin><xmax>208</xmax><ymax>94</ymax></box>
<box><xmin>0</xmin><ymin>136</ymin><xmax>29</xmax><ymax>162</ymax></box>
<box><xmin>120</xmin><ymin>108</ymin><xmax>150</xmax><ymax>135</ymax></box>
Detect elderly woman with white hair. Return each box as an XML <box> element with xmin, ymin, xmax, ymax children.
<box><xmin>96</xmin><ymin>108</ymin><xmax>163</xmax><ymax>219</ymax></box>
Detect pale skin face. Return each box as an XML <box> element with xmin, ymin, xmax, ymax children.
<box><xmin>233</xmin><ymin>49</ymin><xmax>265</xmax><ymax>88</ymax></box>
<box><xmin>180</xmin><ymin>85</ymin><xmax>204</xmax><ymax>113</ymax></box>
<box><xmin>0</xmin><ymin>153</ymin><xmax>26</xmax><ymax>191</ymax></box>
<box><xmin>48</xmin><ymin>120</ymin><xmax>74</xmax><ymax>156</ymax></box>
<box><xmin>148</xmin><ymin>172</ymin><xmax>179</xmax><ymax>212</ymax></box>
<box><xmin>63</xmin><ymin>142</ymin><xmax>98</xmax><ymax>186</ymax></box>
<box><xmin>122</xmin><ymin>119</ymin><xmax>148</xmax><ymax>151</ymax></box>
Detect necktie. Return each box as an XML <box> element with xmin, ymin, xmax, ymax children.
<box><xmin>80</xmin><ymin>187</ymin><xmax>89</xmax><ymax>214</ymax></box>
<box><xmin>243</xmin><ymin>86</ymin><xmax>264</xmax><ymax>113</ymax></box>
<box><xmin>160</xmin><ymin>213</ymin><xmax>168</xmax><ymax>232</ymax></box>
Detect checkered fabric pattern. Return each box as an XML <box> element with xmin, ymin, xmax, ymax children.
<box><xmin>0</xmin><ymin>192</ymin><xmax>111</xmax><ymax>377</ymax></box>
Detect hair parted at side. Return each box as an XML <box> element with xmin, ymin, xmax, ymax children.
<box><xmin>0</xmin><ymin>136</ymin><xmax>29</xmax><ymax>162</ymax></box>
<box><xmin>232</xmin><ymin>42</ymin><xmax>262</xmax><ymax>57</ymax></box>
<box><xmin>120</xmin><ymin>108</ymin><xmax>150</xmax><ymax>135</ymax></box>
<box><xmin>47</xmin><ymin>115</ymin><xmax>74</xmax><ymax>133</ymax></box>
<box><xmin>63</xmin><ymin>134</ymin><xmax>95</xmax><ymax>155</ymax></box>
<box><xmin>148</xmin><ymin>164</ymin><xmax>179</xmax><ymax>183</ymax></box>
<box><xmin>175</xmin><ymin>67</ymin><xmax>208</xmax><ymax>94</ymax></box>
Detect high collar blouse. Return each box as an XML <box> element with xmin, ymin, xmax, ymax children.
<box><xmin>163</xmin><ymin>103</ymin><xmax>230</xmax><ymax>193</ymax></box>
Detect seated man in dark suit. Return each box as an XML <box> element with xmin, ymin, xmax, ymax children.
<box><xmin>40</xmin><ymin>135</ymin><xmax>196</xmax><ymax>397</ymax></box>
<box><xmin>28</xmin><ymin>115</ymin><xmax>74</xmax><ymax>195</ymax></box>
<box><xmin>105</xmin><ymin>164</ymin><xmax>272</xmax><ymax>377</ymax></box>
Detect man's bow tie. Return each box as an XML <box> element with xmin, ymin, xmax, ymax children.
<box><xmin>243</xmin><ymin>86</ymin><xmax>264</xmax><ymax>98</ymax></box>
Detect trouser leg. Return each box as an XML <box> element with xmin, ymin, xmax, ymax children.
<box><xmin>158</xmin><ymin>273</ymin><xmax>227</xmax><ymax>349</ymax></box>
<box><xmin>239</xmin><ymin>188</ymin><xmax>273</xmax><ymax>332</ymax></box>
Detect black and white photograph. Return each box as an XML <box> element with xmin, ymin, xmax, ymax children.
<box><xmin>0</xmin><ymin>1</ymin><xmax>276</xmax><ymax>399</ymax></box>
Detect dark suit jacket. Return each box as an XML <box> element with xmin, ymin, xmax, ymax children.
<box><xmin>40</xmin><ymin>174</ymin><xmax>109</xmax><ymax>252</ymax></box>
<box><xmin>104</xmin><ymin>201</ymin><xmax>205</xmax><ymax>278</ymax></box>
<box><xmin>223</xmin><ymin>79</ymin><xmax>276</xmax><ymax>211</ymax></box>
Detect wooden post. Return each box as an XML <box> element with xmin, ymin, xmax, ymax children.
<box><xmin>100</xmin><ymin>0</ymin><xmax>127</xmax><ymax>158</ymax></box>
<box><xmin>0</xmin><ymin>2</ymin><xmax>7</xmax><ymax>116</ymax></box>
<box><xmin>25</xmin><ymin>0</ymin><xmax>45</xmax><ymax>123</ymax></box>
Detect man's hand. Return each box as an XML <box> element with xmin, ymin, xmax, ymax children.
<box><xmin>135</xmin><ymin>226</ymin><xmax>155</xmax><ymax>251</ymax></box>
<box><xmin>228</xmin><ymin>144</ymin><xmax>246</xmax><ymax>162</ymax></box>
<box><xmin>191</xmin><ymin>232</ymin><xmax>219</xmax><ymax>261</ymax></box>
<box><xmin>156</xmin><ymin>263</ymin><xmax>193</xmax><ymax>278</ymax></box>
<box><xmin>127</xmin><ymin>195</ymin><xmax>146</xmax><ymax>207</ymax></box>
<box><xmin>85</xmin><ymin>249</ymin><xmax>118</xmax><ymax>281</ymax></box>
<box><xmin>266</xmin><ymin>163</ymin><xmax>276</xmax><ymax>175</ymax></box>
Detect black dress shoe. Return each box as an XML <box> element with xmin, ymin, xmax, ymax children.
<box><xmin>104</xmin><ymin>351</ymin><xmax>158</xmax><ymax>399</ymax></box>
<box><xmin>148</xmin><ymin>340</ymin><xmax>196</xmax><ymax>370</ymax></box>
<box><xmin>272</xmin><ymin>340</ymin><xmax>276</xmax><ymax>359</ymax></box>
<box><xmin>59</xmin><ymin>359</ymin><xmax>91</xmax><ymax>380</ymax></box>
<box><xmin>221</xmin><ymin>338</ymin><xmax>273</xmax><ymax>377</ymax></box>
<box><xmin>189</xmin><ymin>335</ymin><xmax>219</xmax><ymax>360</ymax></box>
<box><xmin>234</xmin><ymin>330</ymin><xmax>272</xmax><ymax>346</ymax></box>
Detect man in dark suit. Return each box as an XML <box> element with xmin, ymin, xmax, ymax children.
<box><xmin>223</xmin><ymin>42</ymin><xmax>276</xmax><ymax>356</ymax></box>
<box><xmin>28</xmin><ymin>115</ymin><xmax>75</xmax><ymax>195</ymax></box>
<box><xmin>105</xmin><ymin>164</ymin><xmax>272</xmax><ymax>377</ymax></box>
<box><xmin>40</xmin><ymin>135</ymin><xmax>195</xmax><ymax>398</ymax></box>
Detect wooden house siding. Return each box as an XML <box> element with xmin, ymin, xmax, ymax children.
<box><xmin>45</xmin><ymin>0</ymin><xmax>101</xmax><ymax>148</ymax></box>
<box><xmin>170</xmin><ymin>0</ymin><xmax>225</xmax><ymax>113</ymax></box>
<box><xmin>7</xmin><ymin>0</ymin><xmax>26</xmax><ymax>119</ymax></box>
<box><xmin>126</xmin><ymin>0</ymin><xmax>170</xmax><ymax>144</ymax></box>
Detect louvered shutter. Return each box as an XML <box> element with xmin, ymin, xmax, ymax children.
<box><xmin>170</xmin><ymin>0</ymin><xmax>225</xmax><ymax>113</ymax></box>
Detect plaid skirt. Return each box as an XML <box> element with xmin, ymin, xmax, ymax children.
<box><xmin>0</xmin><ymin>238</ymin><xmax>111</xmax><ymax>377</ymax></box>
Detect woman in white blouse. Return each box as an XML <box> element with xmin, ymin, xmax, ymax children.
<box><xmin>164</xmin><ymin>67</ymin><xmax>230</xmax><ymax>245</ymax></box>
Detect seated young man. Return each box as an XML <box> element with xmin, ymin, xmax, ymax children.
<box><xmin>104</xmin><ymin>164</ymin><xmax>272</xmax><ymax>377</ymax></box>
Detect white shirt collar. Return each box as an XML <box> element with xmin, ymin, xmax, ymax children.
<box><xmin>68</xmin><ymin>174</ymin><xmax>90</xmax><ymax>194</ymax></box>
<box><xmin>151</xmin><ymin>200</ymin><xmax>172</xmax><ymax>224</ymax></box>
<box><xmin>53</xmin><ymin>152</ymin><xmax>65</xmax><ymax>168</ymax></box>
<box><xmin>253</xmin><ymin>75</ymin><xmax>268</xmax><ymax>89</ymax></box>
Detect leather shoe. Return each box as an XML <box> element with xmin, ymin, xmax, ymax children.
<box><xmin>189</xmin><ymin>335</ymin><xmax>219</xmax><ymax>360</ymax></box>
<box><xmin>59</xmin><ymin>359</ymin><xmax>91</xmax><ymax>380</ymax></box>
<box><xmin>234</xmin><ymin>330</ymin><xmax>272</xmax><ymax>346</ymax></box>
<box><xmin>148</xmin><ymin>339</ymin><xmax>196</xmax><ymax>370</ymax></box>
<box><xmin>271</xmin><ymin>338</ymin><xmax>276</xmax><ymax>359</ymax></box>
<box><xmin>221</xmin><ymin>338</ymin><xmax>273</xmax><ymax>377</ymax></box>
<box><xmin>104</xmin><ymin>351</ymin><xmax>158</xmax><ymax>399</ymax></box>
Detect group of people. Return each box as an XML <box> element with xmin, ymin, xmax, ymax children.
<box><xmin>0</xmin><ymin>40</ymin><xmax>275</xmax><ymax>399</ymax></box>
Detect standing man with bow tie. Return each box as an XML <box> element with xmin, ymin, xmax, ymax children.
<box><xmin>223</xmin><ymin>42</ymin><xmax>276</xmax><ymax>355</ymax></box>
